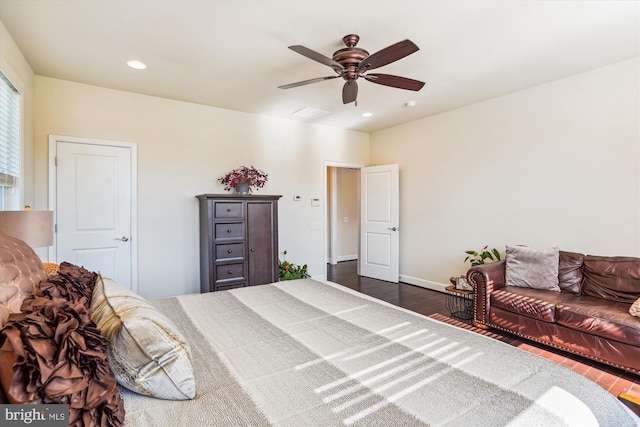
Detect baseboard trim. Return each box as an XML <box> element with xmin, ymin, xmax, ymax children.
<box><xmin>337</xmin><ymin>255</ymin><xmax>358</xmax><ymax>262</ymax></box>
<box><xmin>400</xmin><ymin>274</ymin><xmax>447</xmax><ymax>293</ymax></box>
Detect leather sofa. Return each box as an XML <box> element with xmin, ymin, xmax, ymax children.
<box><xmin>467</xmin><ymin>251</ymin><xmax>640</xmax><ymax>374</ymax></box>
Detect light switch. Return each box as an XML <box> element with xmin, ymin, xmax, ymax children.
<box><xmin>293</xmin><ymin>194</ymin><xmax>301</xmax><ymax>201</ymax></box>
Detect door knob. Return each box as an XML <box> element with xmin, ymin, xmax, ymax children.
<box><xmin>388</xmin><ymin>227</ymin><xmax>398</xmax><ymax>231</ymax></box>
<box><xmin>115</xmin><ymin>236</ymin><xmax>129</xmax><ymax>242</ymax></box>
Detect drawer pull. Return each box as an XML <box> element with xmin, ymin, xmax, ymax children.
<box><xmin>227</xmin><ymin>208</ymin><xmax>231</xmax><ymax>212</ymax></box>
<box><xmin>227</xmin><ymin>229</ymin><xmax>232</xmax><ymax>233</ymax></box>
<box><xmin>228</xmin><ymin>270</ymin><xmax>233</xmax><ymax>275</ymax></box>
<box><xmin>227</xmin><ymin>249</ymin><xmax>233</xmax><ymax>253</ymax></box>
<box><xmin>250</xmin><ymin>248</ymin><xmax>255</xmax><ymax>252</ymax></box>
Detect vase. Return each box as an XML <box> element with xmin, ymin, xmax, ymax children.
<box><xmin>234</xmin><ymin>182</ymin><xmax>250</xmax><ymax>195</ymax></box>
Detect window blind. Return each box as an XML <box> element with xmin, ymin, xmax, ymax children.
<box><xmin>0</xmin><ymin>72</ymin><xmax>20</xmax><ymax>188</ymax></box>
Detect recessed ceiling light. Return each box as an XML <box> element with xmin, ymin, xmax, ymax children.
<box><xmin>361</xmin><ymin>112</ymin><xmax>373</xmax><ymax>118</ymax></box>
<box><xmin>405</xmin><ymin>100</ymin><xmax>417</xmax><ymax>107</ymax></box>
<box><xmin>127</xmin><ymin>60</ymin><xmax>147</xmax><ymax>70</ymax></box>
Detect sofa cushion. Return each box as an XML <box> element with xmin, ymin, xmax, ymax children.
<box><xmin>0</xmin><ymin>232</ymin><xmax>48</xmax><ymax>328</ymax></box>
<box><xmin>581</xmin><ymin>255</ymin><xmax>640</xmax><ymax>303</ymax></box>
<box><xmin>555</xmin><ymin>296</ymin><xmax>640</xmax><ymax>346</ymax></box>
<box><xmin>490</xmin><ymin>286</ymin><xmax>577</xmax><ymax>323</ymax></box>
<box><xmin>91</xmin><ymin>276</ymin><xmax>196</xmax><ymax>400</ymax></box>
<box><xmin>558</xmin><ymin>251</ymin><xmax>584</xmax><ymax>295</ymax></box>
<box><xmin>505</xmin><ymin>245</ymin><xmax>560</xmax><ymax>291</ymax></box>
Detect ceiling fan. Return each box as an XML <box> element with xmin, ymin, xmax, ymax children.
<box><xmin>278</xmin><ymin>34</ymin><xmax>425</xmax><ymax>105</ymax></box>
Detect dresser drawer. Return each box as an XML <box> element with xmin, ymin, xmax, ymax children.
<box><xmin>215</xmin><ymin>222</ymin><xmax>243</xmax><ymax>239</ymax></box>
<box><xmin>215</xmin><ymin>263</ymin><xmax>245</xmax><ymax>282</ymax></box>
<box><xmin>215</xmin><ymin>243</ymin><xmax>244</xmax><ymax>261</ymax></box>
<box><xmin>214</xmin><ymin>282</ymin><xmax>247</xmax><ymax>292</ymax></box>
<box><xmin>215</xmin><ymin>202</ymin><xmax>243</xmax><ymax>219</ymax></box>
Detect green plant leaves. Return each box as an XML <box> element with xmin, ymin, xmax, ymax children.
<box><xmin>278</xmin><ymin>250</ymin><xmax>310</xmax><ymax>280</ymax></box>
<box><xmin>465</xmin><ymin>246</ymin><xmax>501</xmax><ymax>266</ymax></box>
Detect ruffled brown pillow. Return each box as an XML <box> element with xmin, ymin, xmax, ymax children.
<box><xmin>0</xmin><ymin>294</ymin><xmax>124</xmax><ymax>426</ymax></box>
<box><xmin>36</xmin><ymin>262</ymin><xmax>98</xmax><ymax>309</ymax></box>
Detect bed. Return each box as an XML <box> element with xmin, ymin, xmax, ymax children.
<box><xmin>0</xmin><ymin>232</ymin><xmax>638</xmax><ymax>426</ymax></box>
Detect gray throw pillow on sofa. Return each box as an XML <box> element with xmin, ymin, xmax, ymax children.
<box><xmin>505</xmin><ymin>245</ymin><xmax>560</xmax><ymax>292</ymax></box>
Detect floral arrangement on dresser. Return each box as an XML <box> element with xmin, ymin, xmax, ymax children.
<box><xmin>218</xmin><ymin>166</ymin><xmax>268</xmax><ymax>193</ymax></box>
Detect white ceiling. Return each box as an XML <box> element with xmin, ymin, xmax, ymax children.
<box><xmin>0</xmin><ymin>0</ymin><xmax>638</xmax><ymax>133</ymax></box>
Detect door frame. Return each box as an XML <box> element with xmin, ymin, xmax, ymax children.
<box><xmin>323</xmin><ymin>160</ymin><xmax>365</xmax><ymax>280</ymax></box>
<box><xmin>48</xmin><ymin>135</ymin><xmax>139</xmax><ymax>292</ymax></box>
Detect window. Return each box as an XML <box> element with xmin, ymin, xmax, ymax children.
<box><xmin>0</xmin><ymin>71</ymin><xmax>20</xmax><ymax>210</ymax></box>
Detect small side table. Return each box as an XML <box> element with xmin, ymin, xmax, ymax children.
<box><xmin>445</xmin><ymin>285</ymin><xmax>474</xmax><ymax>321</ymax></box>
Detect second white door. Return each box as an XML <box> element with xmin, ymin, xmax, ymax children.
<box><xmin>360</xmin><ymin>164</ymin><xmax>399</xmax><ymax>283</ymax></box>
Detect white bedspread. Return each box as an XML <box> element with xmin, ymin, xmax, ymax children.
<box><xmin>121</xmin><ymin>279</ymin><xmax>639</xmax><ymax>427</ymax></box>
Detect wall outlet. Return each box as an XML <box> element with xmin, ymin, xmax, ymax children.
<box><xmin>293</xmin><ymin>194</ymin><xmax>301</xmax><ymax>201</ymax></box>
<box><xmin>311</xmin><ymin>197</ymin><xmax>320</xmax><ymax>207</ymax></box>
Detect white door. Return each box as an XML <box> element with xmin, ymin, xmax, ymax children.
<box><xmin>360</xmin><ymin>164</ymin><xmax>399</xmax><ymax>282</ymax></box>
<box><xmin>49</xmin><ymin>136</ymin><xmax>136</xmax><ymax>289</ymax></box>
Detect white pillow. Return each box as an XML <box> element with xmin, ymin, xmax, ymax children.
<box><xmin>630</xmin><ymin>297</ymin><xmax>640</xmax><ymax>317</ymax></box>
<box><xmin>91</xmin><ymin>276</ymin><xmax>196</xmax><ymax>400</ymax></box>
<box><xmin>505</xmin><ymin>245</ymin><xmax>560</xmax><ymax>292</ymax></box>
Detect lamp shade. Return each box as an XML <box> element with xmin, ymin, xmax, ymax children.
<box><xmin>0</xmin><ymin>210</ymin><xmax>54</xmax><ymax>248</ymax></box>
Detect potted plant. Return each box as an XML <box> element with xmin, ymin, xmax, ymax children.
<box><xmin>218</xmin><ymin>166</ymin><xmax>268</xmax><ymax>194</ymax></box>
<box><xmin>278</xmin><ymin>250</ymin><xmax>310</xmax><ymax>280</ymax></box>
<box><xmin>464</xmin><ymin>245</ymin><xmax>501</xmax><ymax>266</ymax></box>
<box><xmin>451</xmin><ymin>245</ymin><xmax>501</xmax><ymax>290</ymax></box>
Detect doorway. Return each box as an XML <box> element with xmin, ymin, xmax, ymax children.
<box><xmin>48</xmin><ymin>135</ymin><xmax>138</xmax><ymax>291</ymax></box>
<box><xmin>324</xmin><ymin>162</ymin><xmax>400</xmax><ymax>283</ymax></box>
<box><xmin>324</xmin><ymin>161</ymin><xmax>363</xmax><ymax>278</ymax></box>
<box><xmin>326</xmin><ymin>166</ymin><xmax>360</xmax><ymax>263</ymax></box>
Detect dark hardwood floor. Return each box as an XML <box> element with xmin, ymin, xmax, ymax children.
<box><xmin>327</xmin><ymin>260</ymin><xmax>640</xmax><ymax>409</ymax></box>
<box><xmin>327</xmin><ymin>260</ymin><xmax>449</xmax><ymax>318</ymax></box>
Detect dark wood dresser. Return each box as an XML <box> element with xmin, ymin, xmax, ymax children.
<box><xmin>196</xmin><ymin>194</ymin><xmax>281</xmax><ymax>292</ymax></box>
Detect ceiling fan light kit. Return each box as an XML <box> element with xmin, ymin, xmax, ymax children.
<box><xmin>279</xmin><ymin>34</ymin><xmax>425</xmax><ymax>105</ymax></box>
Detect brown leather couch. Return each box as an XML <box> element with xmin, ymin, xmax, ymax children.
<box><xmin>467</xmin><ymin>251</ymin><xmax>640</xmax><ymax>374</ymax></box>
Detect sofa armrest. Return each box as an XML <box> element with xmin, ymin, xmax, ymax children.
<box><xmin>467</xmin><ymin>260</ymin><xmax>506</xmax><ymax>326</ymax></box>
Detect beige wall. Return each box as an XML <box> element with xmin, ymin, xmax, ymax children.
<box><xmin>7</xmin><ymin>14</ymin><xmax>638</xmax><ymax>297</ymax></box>
<box><xmin>0</xmin><ymin>21</ymin><xmax>35</xmax><ymax>208</ymax></box>
<box><xmin>34</xmin><ymin>77</ymin><xmax>369</xmax><ymax>298</ymax></box>
<box><xmin>370</xmin><ymin>58</ymin><xmax>640</xmax><ymax>290</ymax></box>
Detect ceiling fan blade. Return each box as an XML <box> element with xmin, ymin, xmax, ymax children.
<box><xmin>288</xmin><ymin>45</ymin><xmax>344</xmax><ymax>71</ymax></box>
<box><xmin>358</xmin><ymin>39</ymin><xmax>419</xmax><ymax>72</ymax></box>
<box><xmin>342</xmin><ymin>81</ymin><xmax>358</xmax><ymax>104</ymax></box>
<box><xmin>278</xmin><ymin>75</ymin><xmax>339</xmax><ymax>89</ymax></box>
<box><xmin>364</xmin><ymin>73</ymin><xmax>425</xmax><ymax>91</ymax></box>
